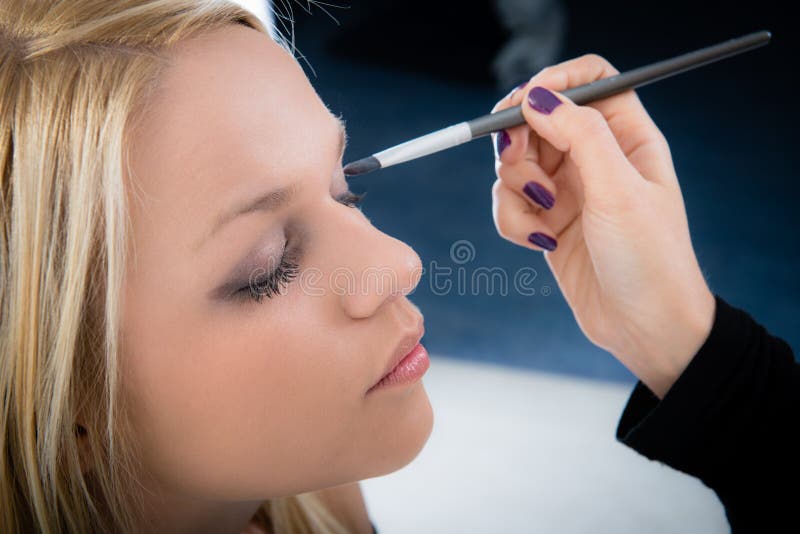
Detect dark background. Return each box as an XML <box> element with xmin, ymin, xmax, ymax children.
<box><xmin>281</xmin><ymin>0</ymin><xmax>799</xmax><ymax>382</ymax></box>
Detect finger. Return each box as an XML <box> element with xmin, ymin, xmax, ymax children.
<box><xmin>505</xmin><ymin>81</ymin><xmax>563</xmax><ymax>174</ymax></box>
<box><xmin>496</xmin><ymin>156</ymin><xmax>557</xmax><ymax>211</ymax></box>
<box><xmin>491</xmin><ymin>100</ymin><xmax>531</xmax><ymax>164</ymax></box>
<box><xmin>491</xmin><ymin>83</ymin><xmax>566</xmax><ymax>186</ymax></box>
<box><xmin>493</xmin><ymin>80</ymin><xmax>577</xmax><ymax>176</ymax></box>
<box><xmin>520</xmin><ymin>85</ymin><xmax>643</xmax><ymax>206</ymax></box>
<box><xmin>539</xmin><ymin>171</ymin><xmax>582</xmax><ymax>238</ymax></box>
<box><xmin>496</xmin><ymin>151</ymin><xmax>584</xmax><ymax>236</ymax></box>
<box><xmin>492</xmin><ymin>178</ymin><xmax>559</xmax><ymax>253</ymax></box>
<box><xmin>491</xmin><ymin>81</ymin><xmax>550</xmax><ymax>166</ymax></box>
<box><xmin>516</xmin><ymin>54</ymin><xmax>676</xmax><ymax>187</ymax></box>
<box><xmin>491</xmin><ymin>122</ymin><xmax>531</xmax><ymax>163</ymax></box>
<box><xmin>517</xmin><ymin>54</ymin><xmax>665</xmax><ymax>153</ymax></box>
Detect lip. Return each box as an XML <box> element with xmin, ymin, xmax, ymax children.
<box><xmin>368</xmin><ymin>320</ymin><xmax>425</xmax><ymax>391</ymax></box>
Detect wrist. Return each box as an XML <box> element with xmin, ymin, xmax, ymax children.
<box><xmin>618</xmin><ymin>286</ymin><xmax>716</xmax><ymax>399</ymax></box>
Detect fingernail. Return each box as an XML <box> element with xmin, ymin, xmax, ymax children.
<box><xmin>495</xmin><ymin>129</ymin><xmax>511</xmax><ymax>158</ymax></box>
<box><xmin>527</xmin><ymin>86</ymin><xmax>562</xmax><ymax>115</ymax></box>
<box><xmin>528</xmin><ymin>232</ymin><xmax>557</xmax><ymax>251</ymax></box>
<box><xmin>522</xmin><ymin>181</ymin><xmax>555</xmax><ymax>209</ymax></box>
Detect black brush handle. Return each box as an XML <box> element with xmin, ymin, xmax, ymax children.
<box><xmin>468</xmin><ymin>30</ymin><xmax>771</xmax><ymax>139</ymax></box>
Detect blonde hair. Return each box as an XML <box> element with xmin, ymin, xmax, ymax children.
<box><xmin>0</xmin><ymin>1</ymin><xmax>351</xmax><ymax>532</ymax></box>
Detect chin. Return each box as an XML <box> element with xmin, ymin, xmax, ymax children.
<box><xmin>372</xmin><ymin>382</ymin><xmax>435</xmax><ymax>477</ymax></box>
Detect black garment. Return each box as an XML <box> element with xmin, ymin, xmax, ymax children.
<box><xmin>616</xmin><ymin>295</ymin><xmax>800</xmax><ymax>533</ymax></box>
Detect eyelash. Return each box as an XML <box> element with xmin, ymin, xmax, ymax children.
<box><xmin>238</xmin><ymin>249</ymin><xmax>300</xmax><ymax>304</ymax></box>
<box><xmin>234</xmin><ymin>189</ymin><xmax>367</xmax><ymax>303</ymax></box>
<box><xmin>336</xmin><ymin>189</ymin><xmax>366</xmax><ymax>209</ymax></box>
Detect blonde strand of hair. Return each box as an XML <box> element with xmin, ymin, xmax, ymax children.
<box><xmin>2</xmin><ymin>1</ymin><xmax>356</xmax><ymax>532</ymax></box>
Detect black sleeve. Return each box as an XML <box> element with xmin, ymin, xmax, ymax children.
<box><xmin>615</xmin><ymin>295</ymin><xmax>800</xmax><ymax>533</ymax></box>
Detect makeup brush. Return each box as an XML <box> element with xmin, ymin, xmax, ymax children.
<box><xmin>343</xmin><ymin>30</ymin><xmax>771</xmax><ymax>177</ymax></box>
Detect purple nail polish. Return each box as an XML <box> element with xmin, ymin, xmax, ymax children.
<box><xmin>527</xmin><ymin>86</ymin><xmax>562</xmax><ymax>115</ymax></box>
<box><xmin>522</xmin><ymin>181</ymin><xmax>555</xmax><ymax>210</ymax></box>
<box><xmin>528</xmin><ymin>232</ymin><xmax>557</xmax><ymax>251</ymax></box>
<box><xmin>495</xmin><ymin>129</ymin><xmax>511</xmax><ymax>157</ymax></box>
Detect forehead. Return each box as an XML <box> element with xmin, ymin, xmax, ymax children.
<box><xmin>127</xmin><ymin>24</ymin><xmax>338</xmax><ymax>236</ymax></box>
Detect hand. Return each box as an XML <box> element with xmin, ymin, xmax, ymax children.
<box><xmin>490</xmin><ymin>54</ymin><xmax>716</xmax><ymax>398</ymax></box>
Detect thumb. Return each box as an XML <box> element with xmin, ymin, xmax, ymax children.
<box><xmin>520</xmin><ymin>85</ymin><xmax>640</xmax><ymax>204</ymax></box>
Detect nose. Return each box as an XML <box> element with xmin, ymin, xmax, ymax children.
<box><xmin>331</xmin><ymin>213</ymin><xmax>423</xmax><ymax>319</ymax></box>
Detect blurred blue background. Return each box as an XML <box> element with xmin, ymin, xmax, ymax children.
<box><xmin>273</xmin><ymin>0</ymin><xmax>799</xmax><ymax>383</ymax></box>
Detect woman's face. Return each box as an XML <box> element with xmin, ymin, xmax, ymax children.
<box><xmin>122</xmin><ymin>24</ymin><xmax>432</xmax><ymax>502</ymax></box>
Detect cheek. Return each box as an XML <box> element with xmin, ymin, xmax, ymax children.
<box><xmin>121</xmin><ymin>289</ymin><xmax>372</xmax><ymax>499</ymax></box>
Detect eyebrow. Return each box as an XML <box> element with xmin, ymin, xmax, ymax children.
<box><xmin>191</xmin><ymin>116</ymin><xmax>348</xmax><ymax>253</ymax></box>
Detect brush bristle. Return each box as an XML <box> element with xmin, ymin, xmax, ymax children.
<box><xmin>343</xmin><ymin>156</ymin><xmax>381</xmax><ymax>176</ymax></box>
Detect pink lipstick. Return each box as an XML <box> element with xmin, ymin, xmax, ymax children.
<box><xmin>368</xmin><ymin>343</ymin><xmax>430</xmax><ymax>393</ymax></box>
